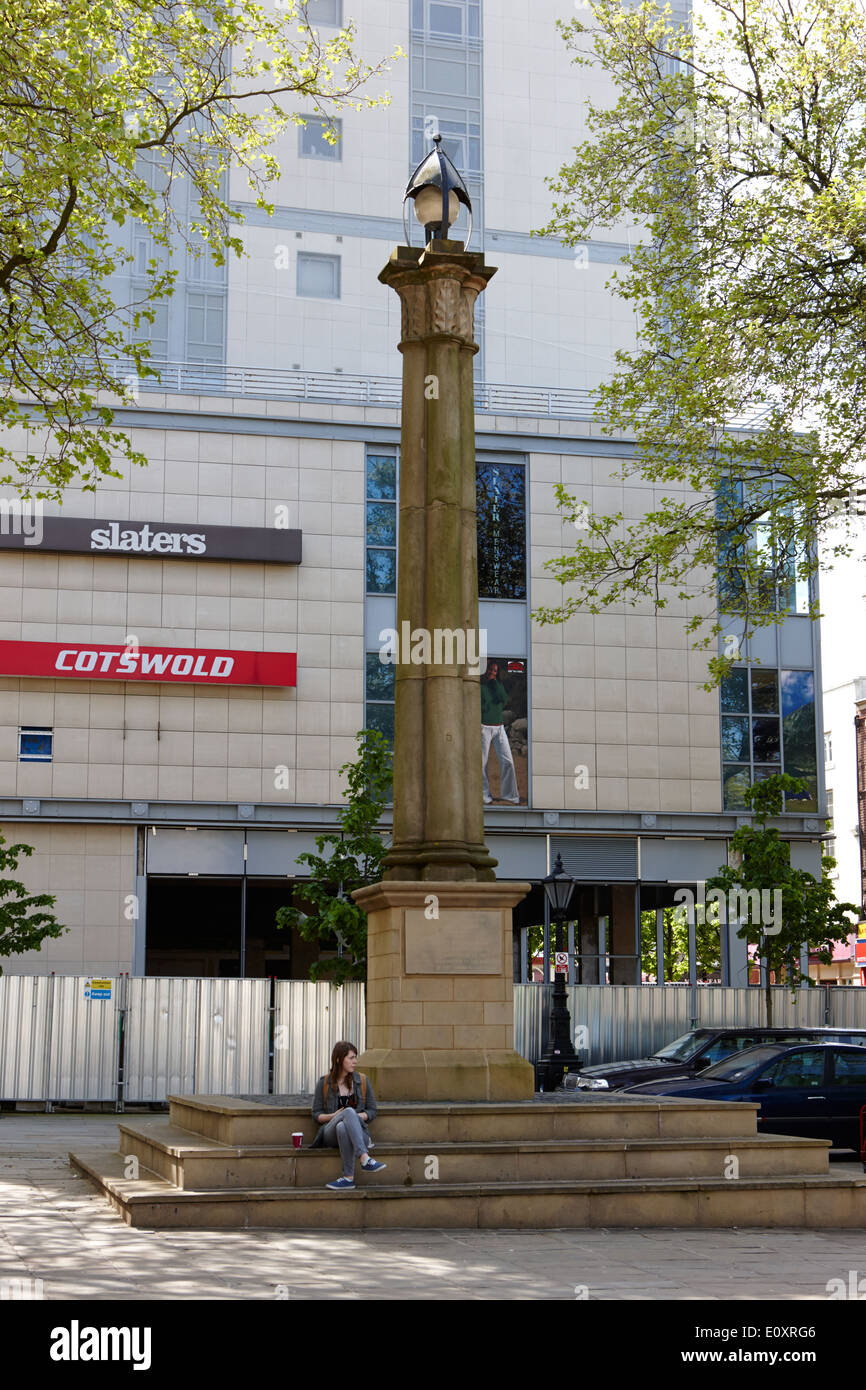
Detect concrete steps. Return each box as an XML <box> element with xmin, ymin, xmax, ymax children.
<box><xmin>67</xmin><ymin>1093</ymin><xmax>866</xmax><ymax>1230</ymax></box>
<box><xmin>114</xmin><ymin>1119</ymin><xmax>833</xmax><ymax>1188</ymax></box>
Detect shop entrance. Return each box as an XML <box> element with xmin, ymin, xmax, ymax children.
<box><xmin>145</xmin><ymin>876</ymin><xmax>319</xmax><ymax>978</ymax></box>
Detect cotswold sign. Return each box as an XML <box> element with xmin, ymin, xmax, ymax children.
<box><xmin>0</xmin><ymin>514</ymin><xmax>302</xmax><ymax>564</ymax></box>
<box><xmin>0</xmin><ymin>640</ymin><xmax>296</xmax><ymax>687</ymax></box>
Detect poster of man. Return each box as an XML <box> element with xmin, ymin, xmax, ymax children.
<box><xmin>480</xmin><ymin>657</ymin><xmax>528</xmax><ymax>805</ymax></box>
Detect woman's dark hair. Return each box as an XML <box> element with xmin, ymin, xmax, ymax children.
<box><xmin>328</xmin><ymin>1040</ymin><xmax>358</xmax><ymax>1089</ymax></box>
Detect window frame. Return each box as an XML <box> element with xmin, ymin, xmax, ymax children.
<box><xmin>19</xmin><ymin>726</ymin><xmax>53</xmax><ymax>763</ymax></box>
<box><xmin>296</xmin><ymin>251</ymin><xmax>341</xmax><ymax>300</ymax></box>
<box><xmin>298</xmin><ymin>114</ymin><xmax>343</xmax><ymax>161</ymax></box>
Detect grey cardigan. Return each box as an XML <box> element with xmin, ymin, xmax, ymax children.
<box><xmin>309</xmin><ymin>1072</ymin><xmax>378</xmax><ymax>1149</ymax></box>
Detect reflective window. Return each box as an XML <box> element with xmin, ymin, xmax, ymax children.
<box><xmin>763</xmin><ymin>1049</ymin><xmax>826</xmax><ymax>1088</ymax></box>
<box><xmin>366</xmin><ymin>453</ymin><xmax>397</xmax><ymax>595</ymax></box>
<box><xmin>304</xmin><ymin>0</ymin><xmax>342</xmax><ymax>25</ymax></box>
<box><xmin>830</xmin><ymin>1050</ymin><xmax>866</xmax><ymax>1084</ymax></box>
<box><xmin>19</xmin><ymin>727</ymin><xmax>53</xmax><ymax>762</ymax></box>
<box><xmin>477</xmin><ymin>461</ymin><xmax>526</xmax><ymax>599</ymax></box>
<box><xmin>781</xmin><ymin>669</ymin><xmax>817</xmax><ymax>810</ymax></box>
<box><xmin>299</xmin><ymin>116</ymin><xmax>342</xmax><ymax>160</ymax></box>
<box><xmin>365</xmin><ymin>654</ymin><xmax>395</xmax><ymax>749</ymax></box>
<box><xmin>297</xmin><ymin>253</ymin><xmax>340</xmax><ymax>299</ymax></box>
<box><xmin>721</xmin><ymin>666</ymin><xmax>816</xmax><ymax>810</ymax></box>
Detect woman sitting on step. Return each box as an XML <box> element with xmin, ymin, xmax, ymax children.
<box><xmin>311</xmin><ymin>1040</ymin><xmax>387</xmax><ymax>1191</ymax></box>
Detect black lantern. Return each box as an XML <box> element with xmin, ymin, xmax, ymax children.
<box><xmin>403</xmin><ymin>135</ymin><xmax>473</xmax><ymax>248</ymax></box>
<box><xmin>537</xmin><ymin>852</ymin><xmax>581</xmax><ymax>1091</ymax></box>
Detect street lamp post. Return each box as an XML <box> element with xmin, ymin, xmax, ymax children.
<box><xmin>538</xmin><ymin>853</ymin><xmax>582</xmax><ymax>1090</ymax></box>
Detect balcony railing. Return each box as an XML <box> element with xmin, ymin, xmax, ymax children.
<box><xmin>105</xmin><ymin>360</ymin><xmax>775</xmax><ymax>429</ymax></box>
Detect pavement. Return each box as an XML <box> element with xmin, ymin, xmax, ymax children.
<box><xmin>1</xmin><ymin>1113</ymin><xmax>865</xmax><ymax>1300</ymax></box>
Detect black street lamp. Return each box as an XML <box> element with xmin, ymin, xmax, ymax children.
<box><xmin>538</xmin><ymin>852</ymin><xmax>581</xmax><ymax>1091</ymax></box>
<box><xmin>403</xmin><ymin>134</ymin><xmax>473</xmax><ymax>248</ymax></box>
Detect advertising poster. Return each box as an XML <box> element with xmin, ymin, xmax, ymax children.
<box><xmin>480</xmin><ymin>656</ymin><xmax>528</xmax><ymax>806</ymax></box>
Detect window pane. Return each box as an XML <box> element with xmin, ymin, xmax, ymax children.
<box><xmin>751</xmin><ymin>668</ymin><xmax>778</xmax><ymax>713</ymax></box>
<box><xmin>366</xmin><ymin>549</ymin><xmax>396</xmax><ymax>594</ymax></box>
<box><xmin>426</xmin><ymin>57</ymin><xmax>467</xmax><ymax>94</ymax></box>
<box><xmin>366</xmin><ymin>653</ymin><xmax>395</xmax><ymax>701</ymax></box>
<box><xmin>305</xmin><ymin>0</ymin><xmax>342</xmax><ymax>24</ymax></box>
<box><xmin>831</xmin><ymin>1050</ymin><xmax>866</xmax><ymax>1084</ymax></box>
<box><xmin>297</xmin><ymin>253</ymin><xmax>340</xmax><ymax>298</ymax></box>
<box><xmin>752</xmin><ymin>717</ymin><xmax>781</xmax><ymax>762</ymax></box>
<box><xmin>366</xmin><ymin>501</ymin><xmax>396</xmax><ymax>547</ymax></box>
<box><xmin>477</xmin><ymin>461</ymin><xmax>526</xmax><ymax>599</ymax></box>
<box><xmin>430</xmin><ymin>2</ymin><xmax>463</xmax><ymax>34</ymax></box>
<box><xmin>781</xmin><ymin>669</ymin><xmax>817</xmax><ymax>809</ymax></box>
<box><xmin>19</xmin><ymin>729</ymin><xmax>52</xmax><ymax>761</ymax></box>
<box><xmin>366</xmin><ymin>455</ymin><xmax>396</xmax><ymax>500</ymax></box>
<box><xmin>720</xmin><ymin>668</ymin><xmax>748</xmax><ymax>713</ymax></box>
<box><xmin>721</xmin><ymin>716</ymin><xmax>750</xmax><ymax>761</ymax></box>
<box><xmin>299</xmin><ymin>116</ymin><xmax>341</xmax><ymax>159</ymax></box>
<box><xmin>764</xmin><ymin>1050</ymin><xmax>825</xmax><ymax>1088</ymax></box>
<box><xmin>723</xmin><ymin>766</ymin><xmax>751</xmax><ymax>809</ymax></box>
<box><xmin>366</xmin><ymin>702</ymin><xmax>395</xmax><ymax>744</ymax></box>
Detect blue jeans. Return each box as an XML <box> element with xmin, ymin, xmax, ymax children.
<box><xmin>322</xmin><ymin>1108</ymin><xmax>368</xmax><ymax>1177</ymax></box>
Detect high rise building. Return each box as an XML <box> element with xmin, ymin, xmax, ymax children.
<box><xmin>0</xmin><ymin>0</ymin><xmax>825</xmax><ymax>985</ymax></box>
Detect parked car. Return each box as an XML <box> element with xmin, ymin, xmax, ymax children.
<box><xmin>621</xmin><ymin>1043</ymin><xmax>866</xmax><ymax>1153</ymax></box>
<box><xmin>565</xmin><ymin>1027</ymin><xmax>866</xmax><ymax>1092</ymax></box>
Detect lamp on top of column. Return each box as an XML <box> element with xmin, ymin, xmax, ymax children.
<box><xmin>402</xmin><ymin>134</ymin><xmax>473</xmax><ymax>248</ymax></box>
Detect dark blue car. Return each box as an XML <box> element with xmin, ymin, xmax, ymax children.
<box><xmin>623</xmin><ymin>1043</ymin><xmax>866</xmax><ymax>1155</ymax></box>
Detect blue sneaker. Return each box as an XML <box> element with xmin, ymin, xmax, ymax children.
<box><xmin>361</xmin><ymin>1158</ymin><xmax>387</xmax><ymax>1173</ymax></box>
<box><xmin>326</xmin><ymin>1176</ymin><xmax>355</xmax><ymax>1190</ymax></box>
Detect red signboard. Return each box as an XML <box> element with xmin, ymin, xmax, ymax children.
<box><xmin>0</xmin><ymin>640</ymin><xmax>296</xmax><ymax>688</ymax></box>
<box><xmin>855</xmin><ymin>939</ymin><xmax>866</xmax><ymax>965</ymax></box>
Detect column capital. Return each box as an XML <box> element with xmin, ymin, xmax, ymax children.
<box><xmin>379</xmin><ymin>242</ymin><xmax>497</xmax><ymax>348</ymax></box>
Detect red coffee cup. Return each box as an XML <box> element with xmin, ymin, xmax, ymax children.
<box><xmin>292</xmin><ymin>1132</ymin><xmax>303</xmax><ymax>1150</ymax></box>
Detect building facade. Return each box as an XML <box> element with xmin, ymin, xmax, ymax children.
<box><xmin>0</xmin><ymin>0</ymin><xmax>827</xmax><ymax>985</ymax></box>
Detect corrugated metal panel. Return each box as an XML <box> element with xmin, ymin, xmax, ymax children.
<box><xmin>551</xmin><ymin>837</ymin><xmax>637</xmax><ymax>880</ymax></box>
<box><xmin>123</xmin><ymin>977</ymin><xmax>198</xmax><ymax>1102</ymax></box>
<box><xmin>828</xmin><ymin>989</ymin><xmax>866</xmax><ymax>1029</ymax></box>
<box><xmin>0</xmin><ymin>975</ymin><xmax>51</xmax><ymax>1099</ymax></box>
<box><xmin>47</xmin><ymin>976</ymin><xmax>120</xmax><ymax>1101</ymax></box>
<box><xmin>697</xmin><ymin>987</ymin><xmax>826</xmax><ymax>1029</ymax></box>
<box><xmin>273</xmin><ymin>981</ymin><xmax>366</xmax><ymax>1094</ymax></box>
<box><xmin>194</xmin><ymin>979</ymin><xmax>270</xmax><ymax>1094</ymax></box>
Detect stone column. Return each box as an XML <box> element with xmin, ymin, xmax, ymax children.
<box><xmin>354</xmin><ymin>241</ymin><xmax>534</xmax><ymax>1100</ymax></box>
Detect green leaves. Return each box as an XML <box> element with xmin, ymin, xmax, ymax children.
<box><xmin>0</xmin><ymin>0</ymin><xmax>399</xmax><ymax>498</ymax></box>
<box><xmin>0</xmin><ymin>836</ymin><xmax>66</xmax><ymax>967</ymax></box>
<box><xmin>274</xmin><ymin>729</ymin><xmax>392</xmax><ymax>985</ymax></box>
<box><xmin>534</xmin><ymin>1</ymin><xmax>866</xmax><ymax>677</ymax></box>
<box><xmin>705</xmin><ymin>774</ymin><xmax>859</xmax><ymax>1023</ymax></box>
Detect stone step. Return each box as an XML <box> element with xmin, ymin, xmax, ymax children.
<box><xmin>118</xmin><ymin>1119</ymin><xmax>831</xmax><ymax>1189</ymax></box>
<box><xmin>69</xmin><ymin>1147</ymin><xmax>866</xmax><ymax>1230</ymax></box>
<box><xmin>168</xmin><ymin>1094</ymin><xmax>761</xmax><ymax>1147</ymax></box>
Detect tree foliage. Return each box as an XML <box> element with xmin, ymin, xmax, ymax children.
<box><xmin>535</xmin><ymin>0</ymin><xmax>866</xmax><ymax>682</ymax></box>
<box><xmin>275</xmin><ymin>729</ymin><xmax>392</xmax><ymax>984</ymax></box>
<box><xmin>0</xmin><ymin>835</ymin><xmax>65</xmax><ymax>967</ymax></box>
<box><xmin>640</xmin><ymin>906</ymin><xmax>721</xmax><ymax>982</ymax></box>
<box><xmin>0</xmin><ymin>0</ymin><xmax>399</xmax><ymax>498</ymax></box>
<box><xmin>705</xmin><ymin>774</ymin><xmax>858</xmax><ymax>1024</ymax></box>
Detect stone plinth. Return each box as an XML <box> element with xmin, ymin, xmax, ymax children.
<box><xmin>353</xmin><ymin>879</ymin><xmax>534</xmax><ymax>1100</ymax></box>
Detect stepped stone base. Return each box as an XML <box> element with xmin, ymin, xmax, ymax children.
<box><xmin>357</xmin><ymin>1048</ymin><xmax>534</xmax><ymax>1102</ymax></box>
<box><xmin>68</xmin><ymin>1094</ymin><xmax>866</xmax><ymax>1231</ymax></box>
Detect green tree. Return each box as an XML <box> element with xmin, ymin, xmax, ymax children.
<box><xmin>534</xmin><ymin>0</ymin><xmax>866</xmax><ymax>683</ymax></box>
<box><xmin>0</xmin><ymin>0</ymin><xmax>399</xmax><ymax>498</ymax></box>
<box><xmin>704</xmin><ymin>774</ymin><xmax>858</xmax><ymax>1024</ymax></box>
<box><xmin>275</xmin><ymin>729</ymin><xmax>392</xmax><ymax>984</ymax></box>
<box><xmin>0</xmin><ymin>835</ymin><xmax>65</xmax><ymax>967</ymax></box>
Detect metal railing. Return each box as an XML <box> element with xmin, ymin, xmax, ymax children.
<box><xmin>104</xmin><ymin>360</ymin><xmax>775</xmax><ymax>429</ymax></box>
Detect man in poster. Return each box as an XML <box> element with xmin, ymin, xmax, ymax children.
<box><xmin>481</xmin><ymin>659</ymin><xmax>520</xmax><ymax>804</ymax></box>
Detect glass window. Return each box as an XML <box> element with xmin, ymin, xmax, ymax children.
<box><xmin>185</xmin><ymin>291</ymin><xmax>225</xmax><ymax>363</ymax></box>
<box><xmin>763</xmin><ymin>1049</ymin><xmax>826</xmax><ymax>1088</ymax></box>
<box><xmin>722</xmin><ymin>766</ymin><xmax>751</xmax><ymax>809</ymax></box>
<box><xmin>366</xmin><ymin>654</ymin><xmax>395</xmax><ymax>748</ymax></box>
<box><xmin>652</xmin><ymin>1032</ymin><xmax>710</xmax><ymax>1062</ymax></box>
<box><xmin>701</xmin><ymin>1045</ymin><xmax>786</xmax><ymax>1080</ymax></box>
<box><xmin>721</xmin><ymin>668</ymin><xmax>748</xmax><ymax>713</ymax></box>
<box><xmin>781</xmin><ymin>669</ymin><xmax>817</xmax><ymax>810</ymax></box>
<box><xmin>751</xmin><ymin>669</ymin><xmax>778</xmax><ymax>713</ymax></box>
<box><xmin>751</xmin><ymin>717</ymin><xmax>781</xmax><ymax>762</ymax></box>
<box><xmin>299</xmin><ymin>115</ymin><xmax>342</xmax><ymax>160</ymax></box>
<box><xmin>721</xmin><ymin>716</ymin><xmax>750</xmax><ymax>761</ymax></box>
<box><xmin>366</xmin><ymin>455</ymin><xmax>396</xmax><ymax>500</ymax></box>
<box><xmin>830</xmin><ymin>1050</ymin><xmax>866</xmax><ymax>1084</ymax></box>
<box><xmin>476</xmin><ymin>461</ymin><xmax>526</xmax><ymax>600</ymax></box>
<box><xmin>430</xmin><ymin>2</ymin><xmax>463</xmax><ymax>34</ymax></box>
<box><xmin>366</xmin><ymin>452</ymin><xmax>397</xmax><ymax>596</ymax></box>
<box><xmin>304</xmin><ymin>0</ymin><xmax>342</xmax><ymax>25</ymax></box>
<box><xmin>19</xmin><ymin>727</ymin><xmax>52</xmax><ymax>762</ymax></box>
<box><xmin>297</xmin><ymin>253</ymin><xmax>340</xmax><ymax>299</ymax></box>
